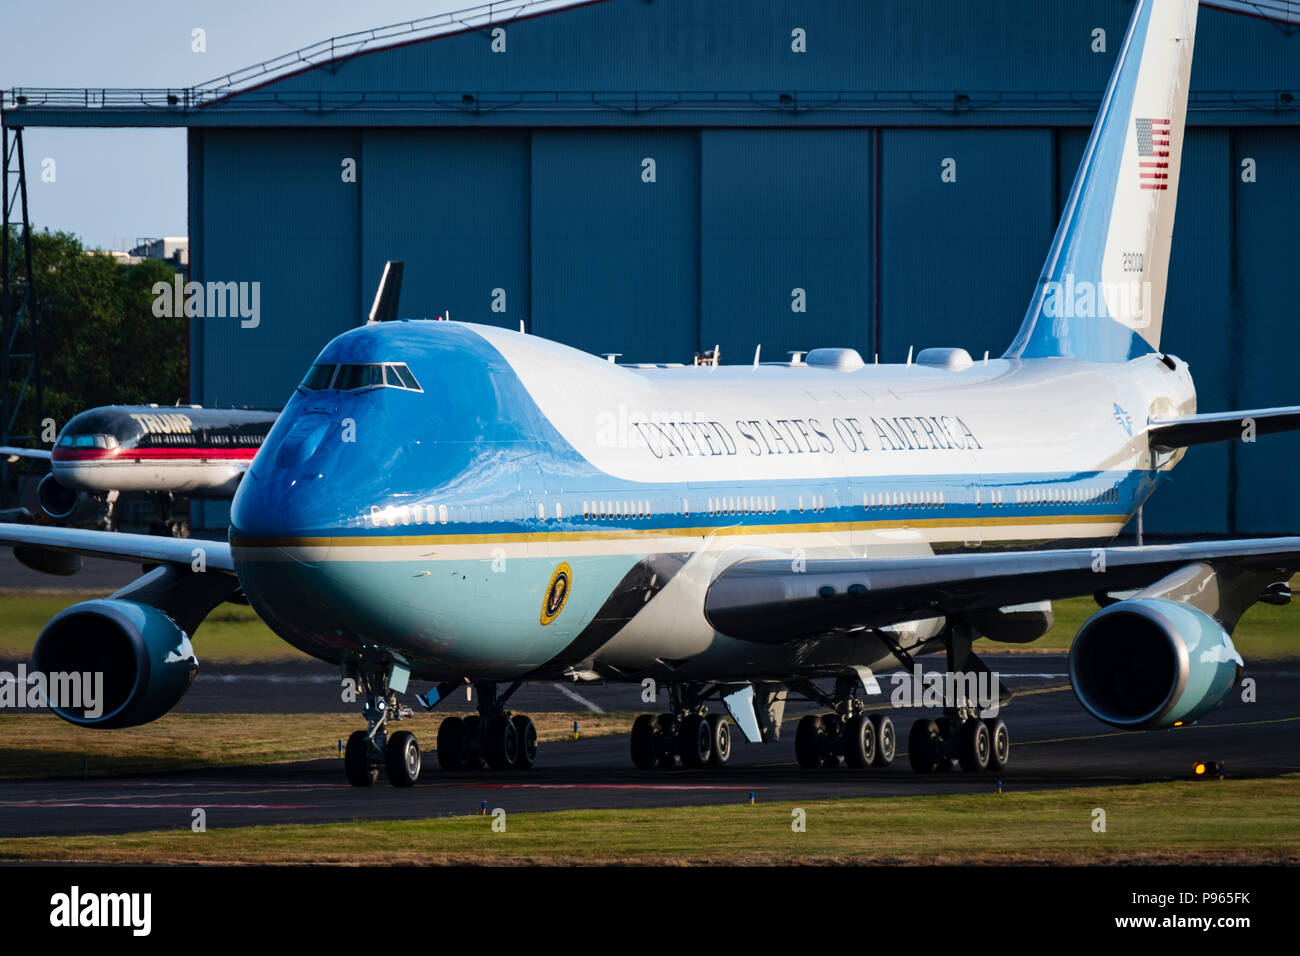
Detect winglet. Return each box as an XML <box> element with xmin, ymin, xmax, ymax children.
<box><xmin>366</xmin><ymin>260</ymin><xmax>404</xmax><ymax>324</ymax></box>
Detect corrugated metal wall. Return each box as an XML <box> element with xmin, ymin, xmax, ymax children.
<box><xmin>187</xmin><ymin>0</ymin><xmax>1300</xmax><ymax>535</ymax></box>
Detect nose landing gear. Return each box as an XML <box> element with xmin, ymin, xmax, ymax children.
<box><xmin>343</xmin><ymin>649</ymin><xmax>420</xmax><ymax>788</ymax></box>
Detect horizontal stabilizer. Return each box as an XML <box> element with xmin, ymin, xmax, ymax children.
<box><xmin>1149</xmin><ymin>406</ymin><xmax>1300</xmax><ymax>451</ymax></box>
<box><xmin>366</xmin><ymin>260</ymin><xmax>404</xmax><ymax>324</ymax></box>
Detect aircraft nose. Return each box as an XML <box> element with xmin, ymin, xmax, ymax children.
<box><xmin>231</xmin><ymin>411</ymin><xmax>350</xmax><ymax>539</ymax></box>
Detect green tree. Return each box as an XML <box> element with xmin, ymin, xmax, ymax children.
<box><xmin>2</xmin><ymin>228</ymin><xmax>187</xmax><ymax>443</ymax></box>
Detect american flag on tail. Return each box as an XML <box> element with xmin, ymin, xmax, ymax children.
<box><xmin>1135</xmin><ymin>117</ymin><xmax>1171</xmax><ymax>190</ymax></box>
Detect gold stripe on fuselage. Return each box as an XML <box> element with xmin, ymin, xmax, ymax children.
<box><xmin>229</xmin><ymin>513</ymin><xmax>1128</xmax><ymax>550</ymax></box>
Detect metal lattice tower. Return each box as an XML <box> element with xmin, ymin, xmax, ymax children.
<box><xmin>1</xmin><ymin>125</ymin><xmax>42</xmax><ymax>510</ymax></box>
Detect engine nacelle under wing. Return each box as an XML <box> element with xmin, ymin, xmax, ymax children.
<box><xmin>32</xmin><ymin>599</ymin><xmax>198</xmax><ymax>728</ymax></box>
<box><xmin>37</xmin><ymin>472</ymin><xmax>80</xmax><ymax>520</ymax></box>
<box><xmin>1068</xmin><ymin>597</ymin><xmax>1242</xmax><ymax>730</ymax></box>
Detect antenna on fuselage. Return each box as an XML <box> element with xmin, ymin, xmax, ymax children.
<box><xmin>906</xmin><ymin>345</ymin><xmax>914</xmax><ymax>366</ymax></box>
<box><xmin>366</xmin><ymin>260</ymin><xmax>404</xmax><ymax>325</ymax></box>
<box><xmin>753</xmin><ymin>345</ymin><xmax>761</xmax><ymax>367</ymax></box>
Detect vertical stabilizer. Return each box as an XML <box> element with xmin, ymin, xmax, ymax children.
<box><xmin>1005</xmin><ymin>0</ymin><xmax>1197</xmax><ymax>361</ymax></box>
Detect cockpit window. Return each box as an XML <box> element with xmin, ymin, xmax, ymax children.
<box><xmin>384</xmin><ymin>364</ymin><xmax>422</xmax><ymax>391</ymax></box>
<box><xmin>334</xmin><ymin>364</ymin><xmax>385</xmax><ymax>390</ymax></box>
<box><xmin>57</xmin><ymin>433</ymin><xmax>118</xmax><ymax>449</ymax></box>
<box><xmin>299</xmin><ymin>362</ymin><xmax>421</xmax><ymax>393</ymax></box>
<box><xmin>301</xmin><ymin>364</ymin><xmax>336</xmax><ymax>390</ymax></box>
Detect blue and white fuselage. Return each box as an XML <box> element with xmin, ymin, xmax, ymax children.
<box><xmin>229</xmin><ymin>319</ymin><xmax>1194</xmax><ymax>682</ymax></box>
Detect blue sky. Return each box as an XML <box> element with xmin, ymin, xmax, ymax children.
<box><xmin>1</xmin><ymin>0</ymin><xmax>481</xmax><ymax>251</ymax></box>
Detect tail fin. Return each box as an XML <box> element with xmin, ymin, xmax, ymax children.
<box><xmin>366</xmin><ymin>260</ymin><xmax>404</xmax><ymax>325</ymax></box>
<box><xmin>1005</xmin><ymin>0</ymin><xmax>1197</xmax><ymax>362</ymax></box>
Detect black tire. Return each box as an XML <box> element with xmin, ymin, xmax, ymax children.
<box><xmin>870</xmin><ymin>713</ymin><xmax>895</xmax><ymax>767</ymax></box>
<box><xmin>986</xmin><ymin>718</ymin><xmax>1010</xmax><ymax>771</ymax></box>
<box><xmin>958</xmin><ymin>718</ymin><xmax>991</xmax><ymax>773</ymax></box>
<box><xmin>485</xmin><ymin>715</ymin><xmax>519</xmax><ymax>770</ymax></box>
<box><xmin>820</xmin><ymin>713</ymin><xmax>844</xmax><ymax>767</ymax></box>
<box><xmin>344</xmin><ymin>730</ymin><xmax>378</xmax><ymax>786</ymax></box>
<box><xmin>844</xmin><ymin>714</ymin><xmax>877</xmax><ymax>768</ymax></box>
<box><xmin>795</xmin><ymin>714</ymin><xmax>825</xmax><ymax>769</ymax></box>
<box><xmin>512</xmin><ymin>714</ymin><xmax>538</xmax><ymax>770</ymax></box>
<box><xmin>385</xmin><ymin>730</ymin><xmax>421</xmax><ymax>787</ymax></box>
<box><xmin>462</xmin><ymin>715</ymin><xmax>483</xmax><ymax>770</ymax></box>
<box><xmin>706</xmin><ymin>714</ymin><xmax>732</xmax><ymax>767</ymax></box>
<box><xmin>655</xmin><ymin>713</ymin><xmax>679</xmax><ymax>767</ymax></box>
<box><xmin>678</xmin><ymin>714</ymin><xmax>712</xmax><ymax>769</ymax></box>
<box><xmin>631</xmin><ymin>714</ymin><xmax>658</xmax><ymax>768</ymax></box>
<box><xmin>436</xmin><ymin>717</ymin><xmax>468</xmax><ymax>771</ymax></box>
<box><xmin>908</xmin><ymin>719</ymin><xmax>941</xmax><ymax>773</ymax></box>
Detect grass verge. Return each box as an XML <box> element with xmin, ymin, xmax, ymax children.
<box><xmin>0</xmin><ymin>589</ymin><xmax>309</xmax><ymax>664</ymax></box>
<box><xmin>0</xmin><ymin>711</ymin><xmax>636</xmax><ymax>779</ymax></box>
<box><xmin>983</xmin><ymin>590</ymin><xmax>1300</xmax><ymax>657</ymax></box>
<box><xmin>1</xmin><ymin>776</ymin><xmax>1296</xmax><ymax>865</ymax></box>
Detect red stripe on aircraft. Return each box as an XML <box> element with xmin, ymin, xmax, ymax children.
<box><xmin>53</xmin><ymin>447</ymin><xmax>260</xmax><ymax>462</ymax></box>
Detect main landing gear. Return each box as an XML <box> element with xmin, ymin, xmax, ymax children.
<box><xmin>630</xmin><ymin>682</ymin><xmax>735</xmax><ymax>769</ymax></box>
<box><xmin>903</xmin><ymin>622</ymin><xmax>1012</xmax><ymax>774</ymax></box>
<box><xmin>435</xmin><ymin>681</ymin><xmax>538</xmax><ymax>772</ymax></box>
<box><xmin>790</xmin><ymin>676</ymin><xmax>896</xmax><ymax>770</ymax></box>
<box><xmin>343</xmin><ymin>649</ymin><xmax>422</xmax><ymax>788</ymax></box>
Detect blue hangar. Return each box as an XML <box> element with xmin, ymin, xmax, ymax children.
<box><xmin>3</xmin><ymin>0</ymin><xmax>1299</xmax><ymax>536</ymax></box>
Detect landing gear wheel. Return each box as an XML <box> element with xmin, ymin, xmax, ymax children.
<box><xmin>679</xmin><ymin>714</ymin><xmax>712</xmax><ymax>769</ymax></box>
<box><xmin>958</xmin><ymin>718</ymin><xmax>991</xmax><ymax>773</ymax></box>
<box><xmin>795</xmin><ymin>714</ymin><xmax>825</xmax><ymax>769</ymax></box>
<box><xmin>870</xmin><ymin>713</ymin><xmax>895</xmax><ymax>767</ymax></box>
<box><xmin>655</xmin><ymin>714</ymin><xmax>679</xmax><ymax>768</ymax></box>
<box><xmin>512</xmin><ymin>715</ymin><xmax>537</xmax><ymax>770</ymax></box>
<box><xmin>845</xmin><ymin>714</ymin><xmax>877</xmax><ymax>768</ymax></box>
<box><xmin>462</xmin><ymin>715</ymin><xmax>484</xmax><ymax>770</ymax></box>
<box><xmin>631</xmin><ymin>714</ymin><xmax>658</xmax><ymax>769</ymax></box>
<box><xmin>820</xmin><ymin>713</ymin><xmax>843</xmax><ymax>767</ymax></box>
<box><xmin>385</xmin><ymin>730</ymin><xmax>421</xmax><ymax>786</ymax></box>
<box><xmin>908</xmin><ymin>719</ymin><xmax>941</xmax><ymax>773</ymax></box>
<box><xmin>436</xmin><ymin>717</ymin><xmax>469</xmax><ymax>771</ymax></box>
<box><xmin>706</xmin><ymin>714</ymin><xmax>732</xmax><ymax>767</ymax></box>
<box><xmin>344</xmin><ymin>730</ymin><xmax>379</xmax><ymax>787</ymax></box>
<box><xmin>985</xmin><ymin>718</ymin><xmax>1010</xmax><ymax>771</ymax></box>
<box><xmin>485</xmin><ymin>716</ymin><xmax>519</xmax><ymax>770</ymax></box>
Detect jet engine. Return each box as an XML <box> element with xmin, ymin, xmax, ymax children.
<box><xmin>31</xmin><ymin>599</ymin><xmax>198</xmax><ymax>728</ymax></box>
<box><xmin>37</xmin><ymin>473</ymin><xmax>79</xmax><ymax>520</ymax></box>
<box><xmin>1069</xmin><ymin>597</ymin><xmax>1242</xmax><ymax>730</ymax></box>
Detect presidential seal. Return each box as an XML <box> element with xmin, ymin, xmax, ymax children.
<box><xmin>540</xmin><ymin>562</ymin><xmax>572</xmax><ymax>625</ymax></box>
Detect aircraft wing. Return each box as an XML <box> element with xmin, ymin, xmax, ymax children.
<box><xmin>704</xmin><ymin>537</ymin><xmax>1300</xmax><ymax>643</ymax></box>
<box><xmin>0</xmin><ymin>523</ymin><xmax>235</xmax><ymax>573</ymax></box>
<box><xmin>0</xmin><ymin>446</ymin><xmax>52</xmax><ymax>461</ymax></box>
<box><xmin>1149</xmin><ymin>406</ymin><xmax>1300</xmax><ymax>451</ymax></box>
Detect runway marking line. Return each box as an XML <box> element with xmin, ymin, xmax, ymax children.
<box><xmin>0</xmin><ymin>802</ymin><xmax>313</xmax><ymax>810</ymax></box>
<box><xmin>1017</xmin><ymin>714</ymin><xmax>1300</xmax><ymax>748</ymax></box>
<box><xmin>458</xmin><ymin>784</ymin><xmax>765</xmax><ymax>791</ymax></box>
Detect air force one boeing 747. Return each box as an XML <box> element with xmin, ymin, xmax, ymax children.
<box><xmin>5</xmin><ymin>0</ymin><xmax>1300</xmax><ymax>785</ymax></box>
